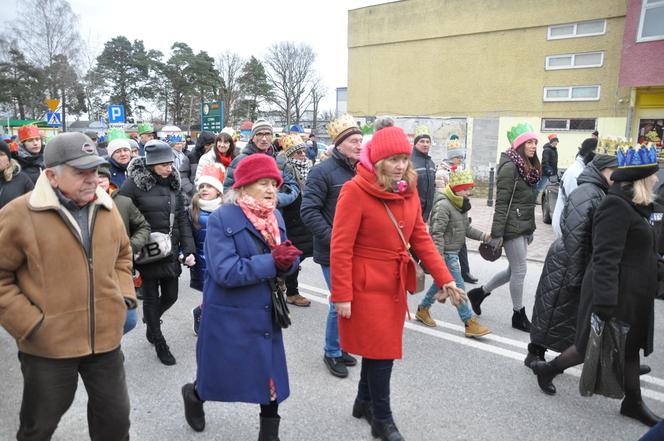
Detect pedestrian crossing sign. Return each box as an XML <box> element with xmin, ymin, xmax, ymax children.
<box><xmin>46</xmin><ymin>112</ymin><xmax>62</xmax><ymax>127</ymax></box>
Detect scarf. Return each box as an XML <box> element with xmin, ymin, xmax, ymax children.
<box><xmin>443</xmin><ymin>185</ymin><xmax>472</xmax><ymax>213</ymax></box>
<box><xmin>215</xmin><ymin>149</ymin><xmax>233</xmax><ymax>168</ymax></box>
<box><xmin>288</xmin><ymin>157</ymin><xmax>312</xmax><ymax>183</ymax></box>
<box><xmin>237</xmin><ymin>193</ymin><xmax>281</xmax><ymax>248</ymax></box>
<box><xmin>198</xmin><ymin>197</ymin><xmax>222</xmax><ymax>213</ymax></box>
<box><xmin>505</xmin><ymin>148</ymin><xmax>540</xmax><ymax>185</ymax></box>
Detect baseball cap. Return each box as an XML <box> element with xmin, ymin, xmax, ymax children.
<box><xmin>44</xmin><ymin>132</ymin><xmax>107</xmax><ymax>169</ymax></box>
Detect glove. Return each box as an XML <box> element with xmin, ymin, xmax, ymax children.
<box><xmin>594</xmin><ymin>305</ymin><xmax>616</xmax><ymax>322</ymax></box>
<box><xmin>271</xmin><ymin>240</ymin><xmax>303</xmax><ymax>271</ymax></box>
<box><xmin>183</xmin><ymin>254</ymin><xmax>196</xmax><ymax>267</ymax></box>
<box><xmin>526</xmin><ymin>234</ymin><xmax>534</xmax><ymax>245</ymax></box>
<box><xmin>487</xmin><ymin>237</ymin><xmax>503</xmax><ymax>251</ymax></box>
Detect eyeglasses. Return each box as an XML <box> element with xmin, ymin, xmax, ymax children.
<box><xmin>254</xmin><ymin>132</ymin><xmax>272</xmax><ymax>139</ymax></box>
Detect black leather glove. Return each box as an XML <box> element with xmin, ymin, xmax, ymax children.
<box><xmin>594</xmin><ymin>305</ymin><xmax>616</xmax><ymax>322</ymax></box>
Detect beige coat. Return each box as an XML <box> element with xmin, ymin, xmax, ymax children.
<box><xmin>0</xmin><ymin>173</ymin><xmax>136</xmax><ymax>358</ymax></box>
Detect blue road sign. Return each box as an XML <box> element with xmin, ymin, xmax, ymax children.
<box><xmin>46</xmin><ymin>112</ymin><xmax>62</xmax><ymax>127</ymax></box>
<box><xmin>108</xmin><ymin>105</ymin><xmax>125</xmax><ymax>123</ymax></box>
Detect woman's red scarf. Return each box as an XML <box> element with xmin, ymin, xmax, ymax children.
<box><xmin>237</xmin><ymin>193</ymin><xmax>281</xmax><ymax>248</ymax></box>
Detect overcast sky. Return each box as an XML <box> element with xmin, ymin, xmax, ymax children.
<box><xmin>3</xmin><ymin>0</ymin><xmax>392</xmax><ymax>115</ymax></box>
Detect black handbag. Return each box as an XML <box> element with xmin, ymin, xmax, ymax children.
<box><xmin>579</xmin><ymin>313</ymin><xmax>630</xmax><ymax>399</ymax></box>
<box><xmin>268</xmin><ymin>278</ymin><xmax>291</xmax><ymax>329</ymax></box>
<box><xmin>250</xmin><ymin>235</ymin><xmax>291</xmax><ymax>329</ymax></box>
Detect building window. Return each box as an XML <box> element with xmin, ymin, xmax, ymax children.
<box><xmin>543</xmin><ymin>86</ymin><xmax>601</xmax><ymax>101</ymax></box>
<box><xmin>542</xmin><ymin>118</ymin><xmax>597</xmax><ymax>131</ymax></box>
<box><xmin>545</xmin><ymin>52</ymin><xmax>604</xmax><ymax>70</ymax></box>
<box><xmin>548</xmin><ymin>19</ymin><xmax>606</xmax><ymax>40</ymax></box>
<box><xmin>638</xmin><ymin>0</ymin><xmax>664</xmax><ymax>42</ymax></box>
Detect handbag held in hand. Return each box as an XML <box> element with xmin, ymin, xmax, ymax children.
<box><xmin>579</xmin><ymin>313</ymin><xmax>630</xmax><ymax>399</ymax></box>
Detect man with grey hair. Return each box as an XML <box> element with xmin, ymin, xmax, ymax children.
<box><xmin>0</xmin><ymin>132</ymin><xmax>136</xmax><ymax>440</ymax></box>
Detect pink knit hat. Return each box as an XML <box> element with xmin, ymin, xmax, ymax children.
<box><xmin>360</xmin><ymin>126</ymin><xmax>412</xmax><ymax>171</ymax></box>
<box><xmin>232</xmin><ymin>154</ymin><xmax>283</xmax><ymax>189</ymax></box>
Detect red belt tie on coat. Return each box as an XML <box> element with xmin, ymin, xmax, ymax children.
<box><xmin>353</xmin><ymin>244</ymin><xmax>414</xmax><ymax>320</ymax></box>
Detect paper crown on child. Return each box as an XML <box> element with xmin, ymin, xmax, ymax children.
<box><xmin>18</xmin><ymin>125</ymin><xmax>40</xmax><ymax>142</ymax></box>
<box><xmin>107</xmin><ymin>128</ymin><xmax>128</xmax><ymax>143</ymax></box>
<box><xmin>137</xmin><ymin>123</ymin><xmax>154</xmax><ymax>135</ymax></box>
<box><xmin>197</xmin><ymin>164</ymin><xmax>225</xmax><ymax>195</ymax></box>
<box><xmin>611</xmin><ymin>144</ymin><xmax>659</xmax><ymax>182</ymax></box>
<box><xmin>281</xmin><ymin>134</ymin><xmax>306</xmax><ymax>157</ymax></box>
<box><xmin>448</xmin><ymin>169</ymin><xmax>475</xmax><ymax>192</ymax></box>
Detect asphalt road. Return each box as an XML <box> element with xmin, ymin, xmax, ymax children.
<box><xmin>1</xmin><ymin>252</ymin><xmax>663</xmax><ymax>441</ymax></box>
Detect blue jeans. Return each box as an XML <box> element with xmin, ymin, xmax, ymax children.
<box><xmin>639</xmin><ymin>420</ymin><xmax>664</xmax><ymax>441</ymax></box>
<box><xmin>419</xmin><ymin>252</ymin><xmax>473</xmax><ymax>323</ymax></box>
<box><xmin>123</xmin><ymin>308</ymin><xmax>138</xmax><ymax>334</ymax></box>
<box><xmin>321</xmin><ymin>265</ymin><xmax>342</xmax><ymax>358</ymax></box>
<box><xmin>536</xmin><ymin>175</ymin><xmax>549</xmax><ymax>193</ymax></box>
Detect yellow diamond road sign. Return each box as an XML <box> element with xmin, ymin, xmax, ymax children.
<box><xmin>46</xmin><ymin>99</ymin><xmax>60</xmax><ymax>112</ymax></box>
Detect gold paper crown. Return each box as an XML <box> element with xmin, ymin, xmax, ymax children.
<box><xmin>281</xmin><ymin>134</ymin><xmax>305</xmax><ymax>155</ymax></box>
<box><xmin>448</xmin><ymin>168</ymin><xmax>474</xmax><ymax>188</ymax></box>
<box><xmin>414</xmin><ymin>125</ymin><xmax>430</xmax><ymax>138</ymax></box>
<box><xmin>327</xmin><ymin>114</ymin><xmax>359</xmax><ymax>143</ymax></box>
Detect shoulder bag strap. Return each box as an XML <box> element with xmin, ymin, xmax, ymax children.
<box><xmin>167</xmin><ymin>192</ymin><xmax>176</xmax><ymax>237</ymax></box>
<box><xmin>383</xmin><ymin>201</ymin><xmax>409</xmax><ymax>251</ymax></box>
<box><xmin>490</xmin><ymin>162</ymin><xmax>518</xmax><ymax>225</ymax></box>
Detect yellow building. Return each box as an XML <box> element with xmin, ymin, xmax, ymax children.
<box><xmin>347</xmin><ymin>0</ymin><xmax>631</xmax><ymax>173</ymax></box>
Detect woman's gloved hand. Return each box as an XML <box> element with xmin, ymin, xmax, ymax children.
<box><xmin>487</xmin><ymin>237</ymin><xmax>503</xmax><ymax>251</ymax></box>
<box><xmin>271</xmin><ymin>240</ymin><xmax>303</xmax><ymax>271</ymax></box>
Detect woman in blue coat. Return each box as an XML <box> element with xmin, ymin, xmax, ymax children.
<box><xmin>181</xmin><ymin>154</ymin><xmax>302</xmax><ymax>441</ymax></box>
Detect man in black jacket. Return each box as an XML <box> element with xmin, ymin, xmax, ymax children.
<box><xmin>300</xmin><ymin>114</ymin><xmax>360</xmax><ymax>379</ymax></box>
<box><xmin>537</xmin><ymin>133</ymin><xmax>559</xmax><ymax>193</ymax></box>
<box><xmin>411</xmin><ymin>125</ymin><xmax>436</xmax><ymax>221</ymax></box>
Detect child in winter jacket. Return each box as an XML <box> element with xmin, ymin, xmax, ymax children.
<box><xmin>189</xmin><ymin>165</ymin><xmax>224</xmax><ymax>335</ymax></box>
<box><xmin>415</xmin><ymin>169</ymin><xmax>492</xmax><ymax>337</ymax></box>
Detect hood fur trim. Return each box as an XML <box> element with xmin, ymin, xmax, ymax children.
<box><xmin>127</xmin><ymin>156</ymin><xmax>181</xmax><ymax>192</ymax></box>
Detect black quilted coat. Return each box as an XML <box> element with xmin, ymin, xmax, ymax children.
<box><xmin>530</xmin><ymin>163</ymin><xmax>609</xmax><ymax>351</ymax></box>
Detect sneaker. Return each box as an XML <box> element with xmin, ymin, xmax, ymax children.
<box><xmin>415</xmin><ymin>305</ymin><xmax>436</xmax><ymax>327</ymax></box>
<box><xmin>323</xmin><ymin>355</ymin><xmax>348</xmax><ymax>378</ymax></box>
<box><xmin>341</xmin><ymin>351</ymin><xmax>357</xmax><ymax>366</ymax></box>
<box><xmin>286</xmin><ymin>294</ymin><xmax>311</xmax><ymax>307</ymax></box>
<box><xmin>192</xmin><ymin>306</ymin><xmax>202</xmax><ymax>336</ymax></box>
<box><xmin>155</xmin><ymin>339</ymin><xmax>176</xmax><ymax>366</ymax></box>
<box><xmin>464</xmin><ymin>317</ymin><xmax>492</xmax><ymax>338</ymax></box>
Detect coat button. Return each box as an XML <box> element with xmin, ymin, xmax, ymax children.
<box><xmin>398</xmin><ymin>221</ymin><xmax>404</xmax><ymax>228</ymax></box>
<box><xmin>264</xmin><ymin>332</ymin><xmax>270</xmax><ymax>338</ymax></box>
<box><xmin>264</xmin><ymin>305</ymin><xmax>270</xmax><ymax>310</ymax></box>
<box><xmin>226</xmin><ymin>228</ymin><xmax>232</xmax><ymax>234</ymax></box>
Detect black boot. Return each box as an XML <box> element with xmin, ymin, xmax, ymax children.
<box><xmin>155</xmin><ymin>338</ymin><xmax>176</xmax><ymax>365</ymax></box>
<box><xmin>258</xmin><ymin>416</ymin><xmax>280</xmax><ymax>441</ymax></box>
<box><xmin>467</xmin><ymin>287</ymin><xmax>490</xmax><ymax>316</ymax></box>
<box><xmin>524</xmin><ymin>343</ymin><xmax>546</xmax><ymax>367</ymax></box>
<box><xmin>531</xmin><ymin>361</ymin><xmax>561</xmax><ymax>395</ymax></box>
<box><xmin>640</xmin><ymin>365</ymin><xmax>652</xmax><ymax>376</ymax></box>
<box><xmin>462</xmin><ymin>273</ymin><xmax>478</xmax><ymax>284</ymax></box>
<box><xmin>352</xmin><ymin>398</ymin><xmax>373</xmax><ymax>425</ymax></box>
<box><xmin>371</xmin><ymin>418</ymin><xmax>405</xmax><ymax>441</ymax></box>
<box><xmin>620</xmin><ymin>399</ymin><xmax>662</xmax><ymax>427</ymax></box>
<box><xmin>181</xmin><ymin>383</ymin><xmax>205</xmax><ymax>432</ymax></box>
<box><xmin>512</xmin><ymin>307</ymin><xmax>531</xmax><ymax>332</ymax></box>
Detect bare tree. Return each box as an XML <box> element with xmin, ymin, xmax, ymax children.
<box><xmin>310</xmin><ymin>77</ymin><xmax>327</xmax><ymax>131</ymax></box>
<box><xmin>216</xmin><ymin>51</ymin><xmax>244</xmax><ymax>127</ymax></box>
<box><xmin>264</xmin><ymin>41</ymin><xmax>316</xmax><ymax>127</ymax></box>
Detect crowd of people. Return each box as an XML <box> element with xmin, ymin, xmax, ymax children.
<box><xmin>0</xmin><ymin>114</ymin><xmax>662</xmax><ymax>441</ymax></box>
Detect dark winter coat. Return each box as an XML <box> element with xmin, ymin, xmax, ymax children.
<box><xmin>118</xmin><ymin>157</ymin><xmax>195</xmax><ymax>280</ymax></box>
<box><xmin>278</xmin><ymin>160</ymin><xmax>313</xmax><ymax>258</ymax></box>
<box><xmin>223</xmin><ymin>142</ymin><xmax>300</xmax><ymax>209</ymax></box>
<box><xmin>14</xmin><ymin>148</ymin><xmax>44</xmax><ymax>184</ymax></box>
<box><xmin>174</xmin><ymin>150</ymin><xmax>195</xmax><ymax>204</ymax></box>
<box><xmin>0</xmin><ymin>162</ymin><xmax>33</xmax><ymax>210</ymax></box>
<box><xmin>112</xmin><ymin>193</ymin><xmax>151</xmax><ymax>255</ymax></box>
<box><xmin>300</xmin><ymin>148</ymin><xmax>357</xmax><ymax>266</ymax></box>
<box><xmin>195</xmin><ymin>204</ymin><xmax>298</xmax><ymax>404</ymax></box>
<box><xmin>187</xmin><ymin>131</ymin><xmax>216</xmax><ymax>167</ymax></box>
<box><xmin>108</xmin><ymin>158</ymin><xmax>128</xmax><ymax>193</ymax></box>
<box><xmin>575</xmin><ymin>184</ymin><xmax>659</xmax><ymax>356</ymax></box>
<box><xmin>530</xmin><ymin>164</ymin><xmax>609</xmax><ymax>351</ymax></box>
<box><xmin>491</xmin><ymin>152</ymin><xmax>537</xmax><ymax>240</ymax></box>
<box><xmin>189</xmin><ymin>207</ymin><xmax>212</xmax><ymax>292</ymax></box>
<box><xmin>541</xmin><ymin>143</ymin><xmax>558</xmax><ymax>177</ymax></box>
<box><xmin>411</xmin><ymin>147</ymin><xmax>436</xmax><ymax>221</ymax></box>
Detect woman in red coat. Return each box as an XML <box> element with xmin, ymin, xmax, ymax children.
<box><xmin>331</xmin><ymin>126</ymin><xmax>463</xmax><ymax>441</ymax></box>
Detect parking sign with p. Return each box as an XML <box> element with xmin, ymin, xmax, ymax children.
<box><xmin>108</xmin><ymin>105</ymin><xmax>125</xmax><ymax>124</ymax></box>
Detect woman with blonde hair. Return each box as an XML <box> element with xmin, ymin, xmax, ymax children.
<box><xmin>331</xmin><ymin>126</ymin><xmax>464</xmax><ymax>441</ymax></box>
<box><xmin>531</xmin><ymin>145</ymin><xmax>661</xmax><ymax>428</ymax></box>
<box><xmin>0</xmin><ymin>140</ymin><xmax>33</xmax><ymax>210</ymax></box>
